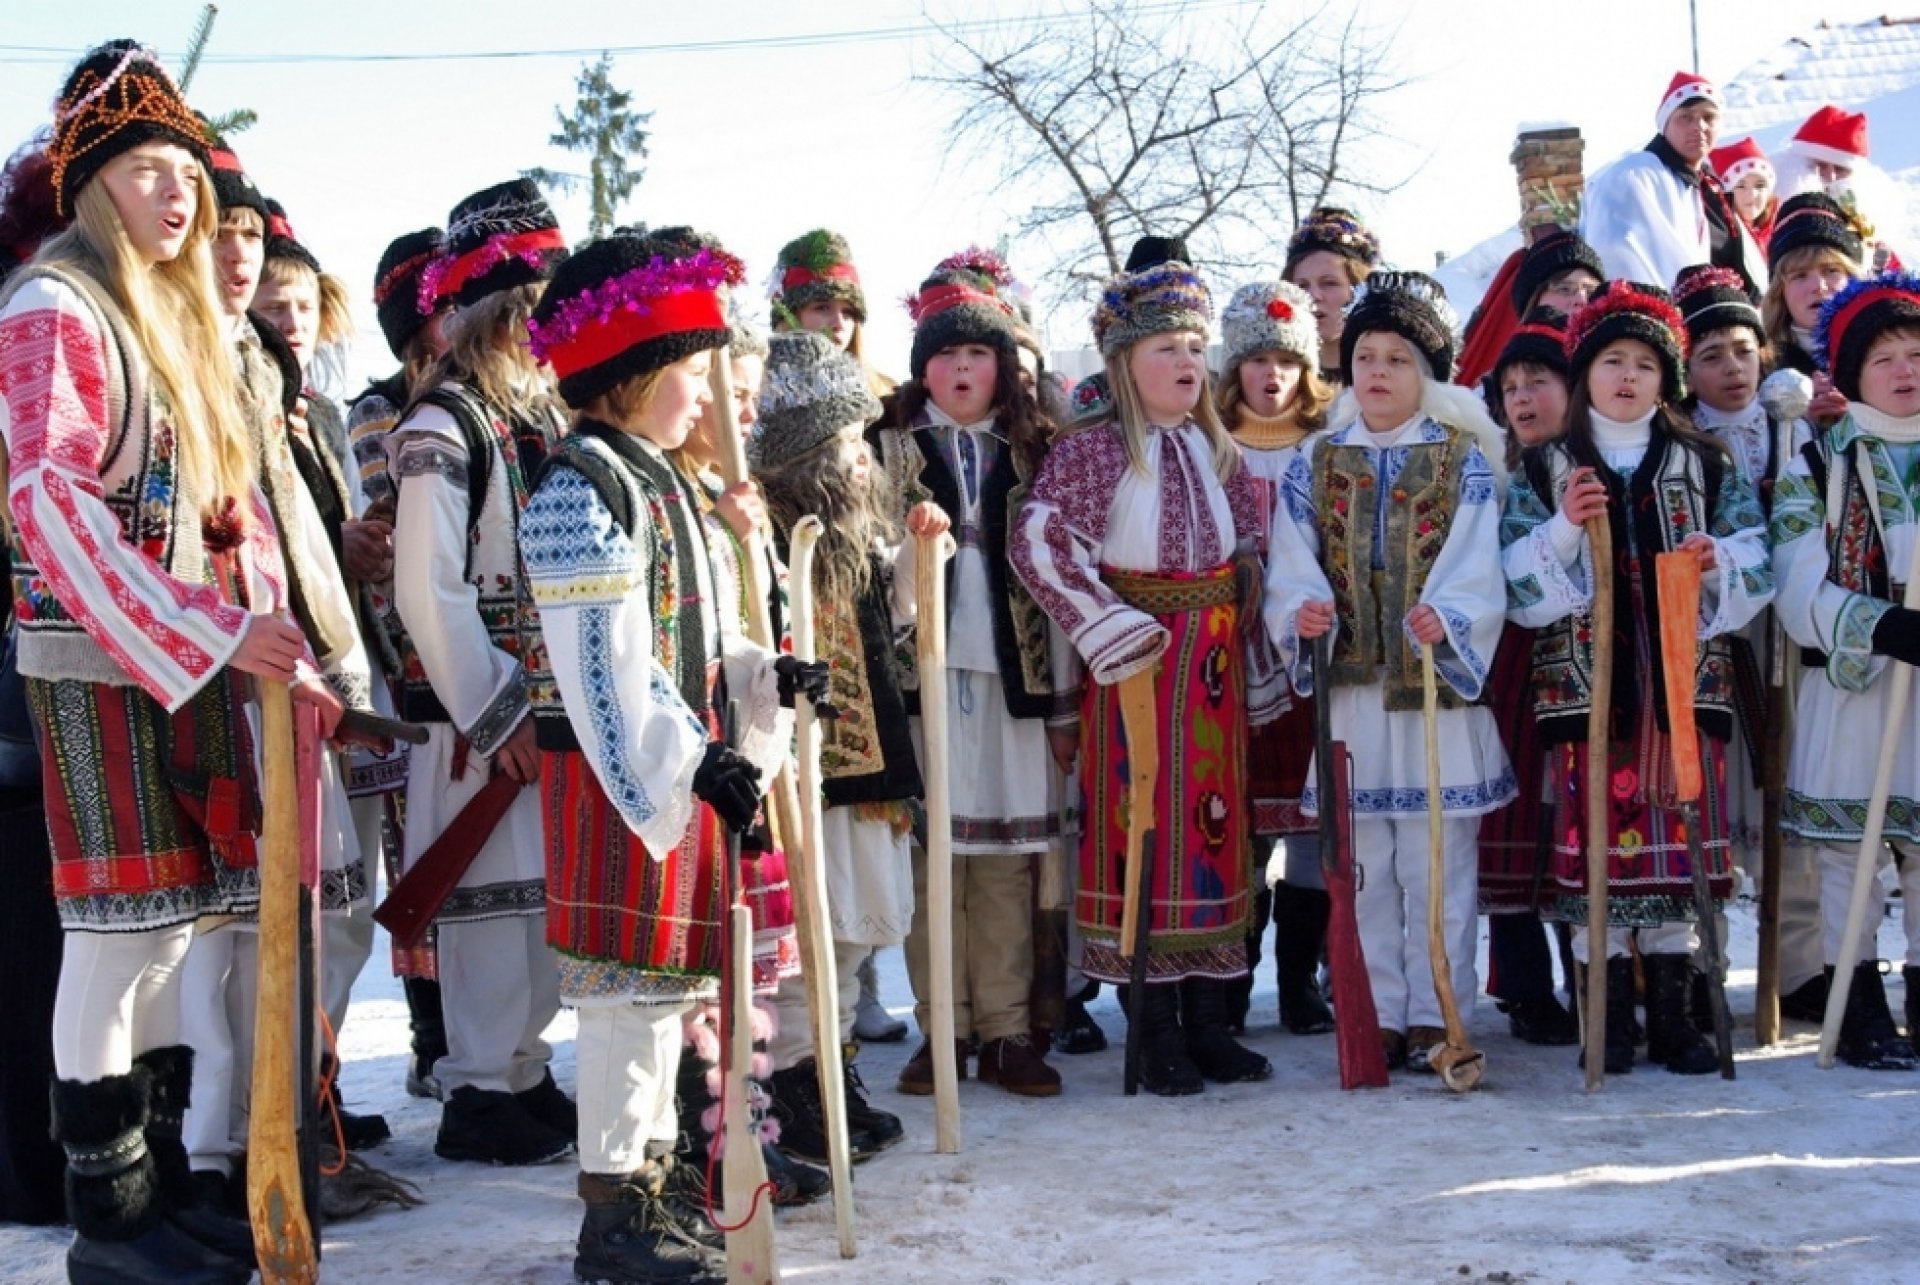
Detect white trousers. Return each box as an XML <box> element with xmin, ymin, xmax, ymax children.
<box><xmin>1778</xmin><ymin>841</ymin><xmax>1826</xmax><ymax>990</ymax></box>
<box><xmin>575</xmin><ymin>1000</ymin><xmax>690</xmax><ymax>1174</ymax></box>
<box><xmin>180</xmin><ymin>923</ymin><xmax>258</xmax><ymax>1172</ymax></box>
<box><xmin>1572</xmin><ymin>921</ymin><xmax>1699</xmax><ymax>963</ymax></box>
<box><xmin>1817</xmin><ymin>844</ymin><xmax>1920</xmax><ymax>966</ymax></box>
<box><xmin>52</xmin><ymin>924</ymin><xmax>194</xmax><ymax>1083</ymax></box>
<box><xmin>767</xmin><ymin>938</ymin><xmax>867</xmax><ymax>1071</ymax></box>
<box><xmin>435</xmin><ymin>913</ymin><xmax>560</xmax><ymax>1094</ymax></box>
<box><xmin>1352</xmin><ymin>814</ymin><xmax>1478</xmax><ymax>1033</ymax></box>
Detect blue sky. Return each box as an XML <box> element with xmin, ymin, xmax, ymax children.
<box><xmin>0</xmin><ymin>1</ymin><xmax>1888</xmax><ymax>374</ymax></box>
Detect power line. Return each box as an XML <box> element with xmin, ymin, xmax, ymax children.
<box><xmin>0</xmin><ymin>2</ymin><xmax>1256</xmax><ymax>67</ymax></box>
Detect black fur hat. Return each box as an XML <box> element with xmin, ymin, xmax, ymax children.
<box><xmin>431</xmin><ymin>178</ymin><xmax>568</xmax><ymax>311</ymax></box>
<box><xmin>1508</xmin><ymin>227</ymin><xmax>1605</xmax><ymax>315</ymax></box>
<box><xmin>528</xmin><ymin>230</ymin><xmax>744</xmax><ymax>410</ymax></box>
<box><xmin>1768</xmin><ymin>192</ymin><xmax>1864</xmax><ymax>268</ymax></box>
<box><xmin>1487</xmin><ymin>306</ymin><xmax>1571</xmax><ymax>393</ymax></box>
<box><xmin>373</xmin><ymin>227</ymin><xmax>444</xmax><ymax>359</ymax></box>
<box><xmin>906</xmin><ymin>247</ymin><xmax>1020</xmax><ymax>380</ymax></box>
<box><xmin>1340</xmin><ymin>269</ymin><xmax>1458</xmax><ymax>382</ymax></box>
<box><xmin>1124</xmin><ymin>235</ymin><xmax>1191</xmax><ymax>272</ymax></box>
<box><xmin>1673</xmin><ymin>264</ymin><xmax>1762</xmax><ymax>345</ymax></box>
<box><xmin>1565</xmin><ymin>280</ymin><xmax>1689</xmax><ymax>402</ymax></box>
<box><xmin>201</xmin><ymin>123</ymin><xmax>267</xmax><ymax>224</ymax></box>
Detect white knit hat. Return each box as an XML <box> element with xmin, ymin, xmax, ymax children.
<box><xmin>1220</xmin><ymin>281</ymin><xmax>1318</xmax><ymax>369</ymax></box>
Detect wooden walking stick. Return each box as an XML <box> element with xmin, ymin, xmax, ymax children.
<box><xmin>1116</xmin><ymin>667</ymin><xmax>1160</xmax><ymax>1098</ymax></box>
<box><xmin>1818</xmin><ymin>527</ymin><xmax>1920</xmax><ymax>1068</ymax></box>
<box><xmin>1753</xmin><ymin>617</ymin><xmax>1789</xmax><ymax>1047</ymax></box>
<box><xmin>717</xmin><ymin>700</ymin><xmax>778</xmax><ymax>1284</ymax></box>
<box><xmin>248</xmin><ymin>675</ymin><xmax>319</xmax><ymax>1282</ymax></box>
<box><xmin>786</xmin><ymin>516</ymin><xmax>855</xmax><ymax>1254</ymax></box>
<box><xmin>1421</xmin><ymin>643</ymin><xmax>1485</xmax><ymax>1092</ymax></box>
<box><xmin>1583</xmin><ymin>514</ymin><xmax>1615</xmax><ymax>1093</ymax></box>
<box><xmin>1654</xmin><ymin>553</ymin><xmax>1736</xmax><ymax>1080</ymax></box>
<box><xmin>913</xmin><ymin>529</ymin><xmax>961</xmax><ymax>1152</ymax></box>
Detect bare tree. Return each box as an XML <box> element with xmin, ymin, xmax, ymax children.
<box><xmin>919</xmin><ymin>1</ymin><xmax>1404</xmax><ymax>307</ymax></box>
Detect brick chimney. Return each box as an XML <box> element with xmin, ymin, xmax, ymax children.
<box><xmin>1510</xmin><ymin>127</ymin><xmax>1586</xmax><ymax>233</ymax></box>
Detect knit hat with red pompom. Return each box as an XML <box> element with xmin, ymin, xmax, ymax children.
<box><xmin>1220</xmin><ymin>280</ymin><xmax>1317</xmax><ymax>369</ymax></box>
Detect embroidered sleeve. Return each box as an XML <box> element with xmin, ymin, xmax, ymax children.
<box><xmin>1771</xmin><ymin>441</ymin><xmax>1889</xmax><ymax>693</ymax></box>
<box><xmin>346</xmin><ymin>393</ymin><xmax>399</xmax><ymax>512</ymax></box>
<box><xmin>1698</xmin><ymin>457</ymin><xmax>1775</xmax><ymax>638</ymax></box>
<box><xmin>523</xmin><ymin>466</ymin><xmax>709</xmax><ymax>854</ymax></box>
<box><xmin>1011</xmin><ymin>427</ymin><xmax>1167</xmax><ymax>685</ymax></box>
<box><xmin>0</xmin><ymin>279</ymin><xmax>250</xmax><ymax>711</ymax></box>
<box><xmin>1500</xmin><ymin>460</ymin><xmax>1591</xmax><ymax>629</ymax></box>
<box><xmin>389</xmin><ymin>403</ymin><xmax>526</xmax><ymax>754</ymax></box>
<box><xmin>1226</xmin><ymin>461</ymin><xmax>1262</xmax><ymax>549</ymax></box>
<box><xmin>1413</xmin><ymin>444</ymin><xmax>1506</xmax><ymax>700</ymax></box>
<box><xmin>1260</xmin><ymin>445</ymin><xmax>1336</xmax><ymax>695</ymax></box>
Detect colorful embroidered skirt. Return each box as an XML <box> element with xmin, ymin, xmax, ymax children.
<box><xmin>29</xmin><ymin>669</ymin><xmax>260</xmax><ymax>931</ymax></box>
<box><xmin>1543</xmin><ymin>731</ymin><xmax>1736</xmax><ymax>929</ymax></box>
<box><xmin>1077</xmin><ymin>563</ymin><xmax>1251</xmax><ymax>985</ymax></box>
<box><xmin>542</xmin><ymin>749</ymin><xmax>730</xmax><ymax>999</ymax></box>
<box><xmin>1477</xmin><ymin>624</ymin><xmax>1549</xmax><ymax>913</ymax></box>
<box><xmin>1247</xmin><ymin>695</ymin><xmax>1313</xmax><ymax>838</ymax></box>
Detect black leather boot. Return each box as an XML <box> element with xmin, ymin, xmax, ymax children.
<box><xmin>767</xmin><ymin>1059</ymin><xmax>877</xmax><ymax>1164</ymax></box>
<box><xmin>1133</xmin><ymin>982</ymin><xmax>1203</xmax><ymax>1096</ymax></box>
<box><xmin>1643</xmin><ymin>955</ymin><xmax>1719</xmax><ymax>1075</ymax></box>
<box><xmin>1182</xmin><ymin>976</ymin><xmax>1275</xmax><ymax>1083</ymax></box>
<box><xmin>1578</xmin><ymin>956</ymin><xmax>1636</xmax><ymax>1075</ymax></box>
<box><xmin>402</xmin><ymin>975</ymin><xmax>448</xmax><ymax>1099</ymax></box>
<box><xmin>1835</xmin><ymin>962</ymin><xmax>1919</xmax><ymax>1071</ymax></box>
<box><xmin>1274</xmin><ymin>882</ymin><xmax>1335</xmax><ymax>1035</ymax></box>
<box><xmin>52</xmin><ymin>1066</ymin><xmax>251</xmax><ymax>1285</ymax></box>
<box><xmin>574</xmin><ymin>1165</ymin><xmax>725</xmax><ymax>1285</ymax></box>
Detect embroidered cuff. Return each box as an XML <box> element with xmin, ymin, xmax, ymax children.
<box><xmin>1828</xmin><ymin>592</ymin><xmax>1892</xmax><ymax>694</ymax></box>
<box><xmin>463</xmin><ymin>667</ymin><xmax>529</xmax><ymax>757</ymax></box>
<box><xmin>1077</xmin><ymin>610</ymin><xmax>1167</xmax><ymax>687</ymax></box>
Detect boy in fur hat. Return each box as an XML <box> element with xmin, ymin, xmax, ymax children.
<box><xmin>1262</xmin><ymin>271</ymin><xmax>1515</xmax><ymax>1073</ymax></box>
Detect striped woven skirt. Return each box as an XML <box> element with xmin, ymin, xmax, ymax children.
<box><xmin>1247</xmin><ymin>695</ymin><xmax>1314</xmax><ymax>838</ymax></box>
<box><xmin>29</xmin><ymin>669</ymin><xmax>259</xmax><ymax>931</ymax></box>
<box><xmin>1477</xmin><ymin>624</ymin><xmax>1549</xmax><ymax>913</ymax></box>
<box><xmin>1077</xmin><ymin>563</ymin><xmax>1252</xmax><ymax>985</ymax></box>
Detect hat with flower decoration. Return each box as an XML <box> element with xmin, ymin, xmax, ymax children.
<box><xmin>1283</xmin><ymin>207</ymin><xmax>1380</xmax><ymax>279</ymax></box>
<box><xmin>528</xmin><ymin>229</ymin><xmax>743</xmax><ymax>409</ymax></box>
<box><xmin>1813</xmin><ymin>270</ymin><xmax>1920</xmax><ymax>402</ymax></box>
<box><xmin>1221</xmin><ymin>280</ymin><xmax>1317</xmax><ymax>370</ymax></box>
<box><xmin>1565</xmin><ymin>279</ymin><xmax>1690</xmax><ymax>402</ymax></box>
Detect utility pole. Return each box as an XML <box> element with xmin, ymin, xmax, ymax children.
<box><xmin>1690</xmin><ymin>0</ymin><xmax>1701</xmax><ymax>72</ymax></box>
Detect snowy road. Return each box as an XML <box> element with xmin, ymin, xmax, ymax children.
<box><xmin>5</xmin><ymin>901</ymin><xmax>1917</xmax><ymax>1283</ymax></box>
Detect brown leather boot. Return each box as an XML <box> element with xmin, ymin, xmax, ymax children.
<box><xmin>895</xmin><ymin>1039</ymin><xmax>970</xmax><ymax>1095</ymax></box>
<box><xmin>976</xmin><ymin>1035</ymin><xmax>1063</xmax><ymax>1097</ymax></box>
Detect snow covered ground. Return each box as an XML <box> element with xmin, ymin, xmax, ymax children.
<box><xmin>5</xmin><ymin>900</ymin><xmax>1920</xmax><ymax>1284</ymax></box>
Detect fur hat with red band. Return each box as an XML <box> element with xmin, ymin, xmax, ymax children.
<box><xmin>1709</xmin><ymin>137</ymin><xmax>1773</xmax><ymax>190</ymax></box>
<box><xmin>1566</xmin><ymin>280</ymin><xmax>1689</xmax><ymax>402</ymax></box>
<box><xmin>262</xmin><ymin>197</ymin><xmax>320</xmax><ymax>274</ymax></box>
<box><xmin>1787</xmin><ymin>105</ymin><xmax>1869</xmax><ymax>170</ymax></box>
<box><xmin>422</xmin><ymin>178</ymin><xmax>568</xmax><ymax>314</ymax></box>
<box><xmin>48</xmin><ymin>40</ymin><xmax>208</xmax><ymax>219</ymax></box>
<box><xmin>1221</xmin><ymin>280</ymin><xmax>1316</xmax><ymax>369</ymax></box>
<box><xmin>1768</xmin><ymin>192</ymin><xmax>1866</xmax><ymax>267</ymax></box>
<box><xmin>1654</xmin><ymin>71</ymin><xmax>1721</xmax><ymax>133</ymax></box>
<box><xmin>770</xmin><ymin>228</ymin><xmax>866</xmax><ymax>329</ymax></box>
<box><xmin>373</xmin><ymin>227</ymin><xmax>444</xmax><ymax>359</ymax></box>
<box><xmin>200</xmin><ymin>121</ymin><xmax>267</xmax><ymax>224</ymax></box>
<box><xmin>1489</xmin><ymin>306</ymin><xmax>1571</xmax><ymax>390</ymax></box>
<box><xmin>528</xmin><ymin>229</ymin><xmax>743</xmax><ymax>410</ymax></box>
<box><xmin>1673</xmin><ymin>264</ymin><xmax>1762</xmax><ymax>345</ymax></box>
<box><xmin>905</xmin><ymin>246</ymin><xmax>1020</xmax><ymax>380</ymax></box>
<box><xmin>1813</xmin><ymin>270</ymin><xmax>1920</xmax><ymax>402</ymax></box>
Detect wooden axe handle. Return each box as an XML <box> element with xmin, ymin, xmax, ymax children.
<box><xmin>1116</xmin><ymin>668</ymin><xmax>1159</xmax><ymax>956</ymax></box>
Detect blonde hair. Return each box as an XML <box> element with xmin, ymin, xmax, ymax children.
<box><xmin>258</xmin><ymin>257</ymin><xmax>356</xmax><ymax>348</ymax></box>
<box><xmin>29</xmin><ymin>172</ymin><xmax>253</xmax><ymax>513</ymax></box>
<box><xmin>428</xmin><ymin>283</ymin><xmax>553</xmax><ymax>421</ymax></box>
<box><xmin>1105</xmin><ymin>340</ymin><xmax>1241</xmax><ymax>484</ymax></box>
<box><xmin>1214</xmin><ymin>350</ymin><xmax>1332</xmax><ymax>433</ymax></box>
<box><xmin>1762</xmin><ymin>244</ymin><xmax>1863</xmax><ymax>356</ymax></box>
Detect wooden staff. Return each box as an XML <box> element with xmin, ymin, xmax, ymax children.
<box><xmin>912</xmin><ymin>529</ymin><xmax>961</xmax><ymax>1152</ymax></box>
<box><xmin>786</xmin><ymin>516</ymin><xmax>855</xmax><ymax>1255</ymax></box>
<box><xmin>1583</xmin><ymin>514</ymin><xmax>1614</xmax><ymax>1093</ymax></box>
<box><xmin>248</xmin><ymin>676</ymin><xmax>318</xmax><ymax>1282</ymax></box>
<box><xmin>1753</xmin><ymin>619</ymin><xmax>1788</xmax><ymax>1047</ymax></box>
<box><xmin>1421</xmin><ymin>643</ymin><xmax>1485</xmax><ymax>1092</ymax></box>
<box><xmin>1818</xmin><ymin>527</ymin><xmax>1920</xmax><ymax>1068</ymax></box>
<box><xmin>1654</xmin><ymin>553</ymin><xmax>1735</xmax><ymax>1079</ymax></box>
<box><xmin>1117</xmin><ymin>668</ymin><xmax>1160</xmax><ymax>1097</ymax></box>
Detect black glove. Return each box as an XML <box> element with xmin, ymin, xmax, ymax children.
<box><xmin>692</xmin><ymin>741</ymin><xmax>763</xmax><ymax>833</ymax></box>
<box><xmin>1873</xmin><ymin>606</ymin><xmax>1920</xmax><ymax>667</ymax></box>
<box><xmin>774</xmin><ymin>654</ymin><xmax>838</xmax><ymax>718</ymax></box>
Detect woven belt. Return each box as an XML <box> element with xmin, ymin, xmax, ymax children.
<box><xmin>1104</xmin><ymin>563</ymin><xmax>1236</xmax><ymax>615</ymax></box>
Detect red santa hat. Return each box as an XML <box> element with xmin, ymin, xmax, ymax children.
<box><xmin>1654</xmin><ymin>71</ymin><xmax>1721</xmax><ymax>132</ymax></box>
<box><xmin>1788</xmin><ymin>105</ymin><xmax>1869</xmax><ymax>169</ymax></box>
<box><xmin>1709</xmin><ymin>137</ymin><xmax>1773</xmax><ymax>188</ymax></box>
